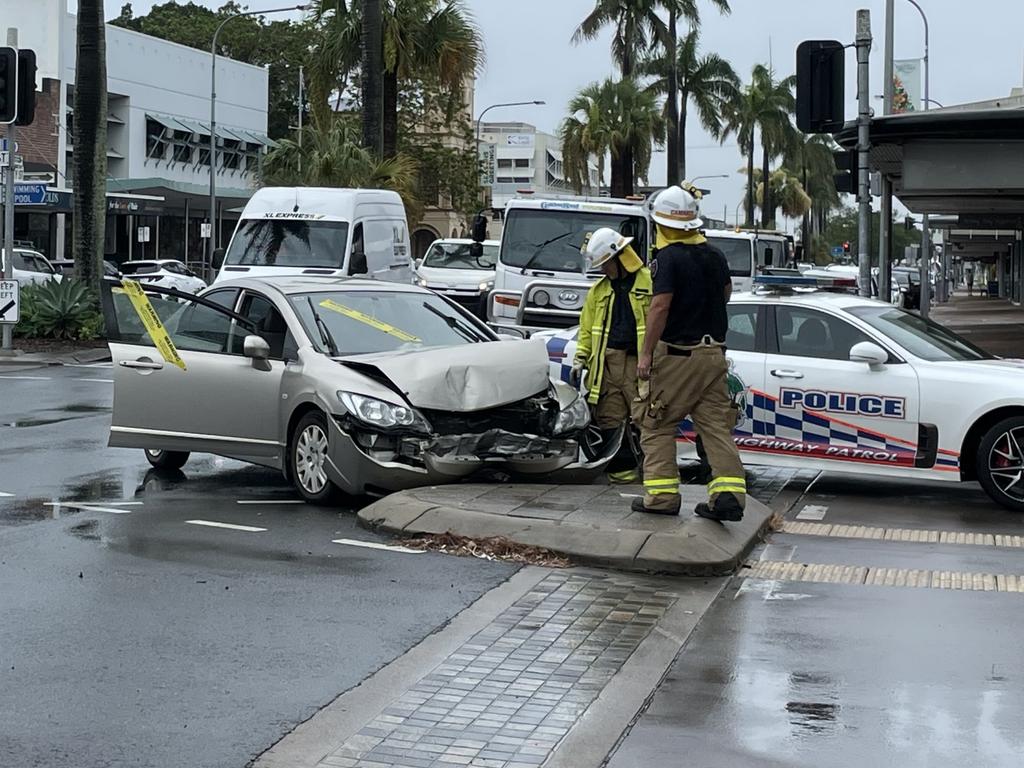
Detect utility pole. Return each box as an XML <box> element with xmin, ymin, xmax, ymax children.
<box><xmin>879</xmin><ymin>0</ymin><xmax>894</xmax><ymax>304</ymax></box>
<box><xmin>1</xmin><ymin>28</ymin><xmax>17</xmax><ymax>354</ymax></box>
<box><xmin>909</xmin><ymin>0</ymin><xmax>933</xmax><ymax>315</ymax></box>
<box><xmin>297</xmin><ymin>65</ymin><xmax>304</xmax><ymax>176</ymax></box>
<box><xmin>856</xmin><ymin>10</ymin><xmax>873</xmax><ymax>299</ymax></box>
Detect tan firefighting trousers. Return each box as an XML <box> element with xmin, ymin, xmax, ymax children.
<box><xmin>633</xmin><ymin>340</ymin><xmax>747</xmax><ymax>511</ymax></box>
<box><xmin>595</xmin><ymin>348</ymin><xmax>640</xmax><ymax>483</ymax></box>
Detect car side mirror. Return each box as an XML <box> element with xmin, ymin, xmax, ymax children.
<box><xmin>243</xmin><ymin>334</ymin><xmax>270</xmax><ymax>361</ymax></box>
<box><xmin>849</xmin><ymin>341</ymin><xmax>887</xmax><ymax>367</ymax></box>
<box><xmin>212</xmin><ymin>248</ymin><xmax>226</xmax><ymax>270</ymax></box>
<box><xmin>414</xmin><ymin>258</ymin><xmax>423</xmax><ymax>270</ymax></box>
<box><xmin>471</xmin><ymin>214</ymin><xmax>488</xmax><ymax>243</ymax></box>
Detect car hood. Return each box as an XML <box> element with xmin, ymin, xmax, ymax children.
<box><xmin>914</xmin><ymin>356</ymin><xmax>1024</xmax><ymax>383</ymax></box>
<box><xmin>417</xmin><ymin>266</ymin><xmax>495</xmax><ymax>285</ymax></box>
<box><xmin>338</xmin><ymin>339</ymin><xmax>552</xmax><ymax>412</ymax></box>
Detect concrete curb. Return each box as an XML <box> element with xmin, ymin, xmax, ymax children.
<box><xmin>0</xmin><ymin>347</ymin><xmax>110</xmax><ymax>366</ymax></box>
<box><xmin>358</xmin><ymin>484</ymin><xmax>774</xmax><ymax>576</ymax></box>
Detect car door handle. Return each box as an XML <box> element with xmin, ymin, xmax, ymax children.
<box><xmin>120</xmin><ymin>359</ymin><xmax>164</xmax><ymax>371</ymax></box>
<box><xmin>770</xmin><ymin>369</ymin><xmax>804</xmax><ymax>379</ymax></box>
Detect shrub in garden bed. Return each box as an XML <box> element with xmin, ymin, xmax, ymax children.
<box><xmin>14</xmin><ymin>279</ymin><xmax>104</xmax><ymax>341</ymax></box>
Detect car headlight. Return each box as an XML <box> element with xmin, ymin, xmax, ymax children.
<box><xmin>338</xmin><ymin>392</ymin><xmax>431</xmax><ymax>432</ymax></box>
<box><xmin>553</xmin><ymin>395</ymin><xmax>591</xmax><ymax>435</ymax></box>
<box><xmin>415</xmin><ymin>276</ymin><xmax>429</xmax><ymax>288</ymax></box>
<box><xmin>479</xmin><ymin>280</ymin><xmax>494</xmax><ymax>292</ymax></box>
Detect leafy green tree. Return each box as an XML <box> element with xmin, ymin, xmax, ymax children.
<box><xmin>818</xmin><ymin>207</ymin><xmax>922</xmax><ymax>265</ymax></box>
<box><xmin>112</xmin><ymin>2</ymin><xmax>310</xmax><ymax>138</ymax></box>
<box><xmin>561</xmin><ymin>83</ymin><xmax>613</xmax><ymax>195</ymax></box>
<box><xmin>641</xmin><ymin>27</ymin><xmax>739</xmax><ymax>181</ymax></box>
<box><xmin>785</xmin><ymin>133</ymin><xmax>840</xmax><ymax>253</ymax></box>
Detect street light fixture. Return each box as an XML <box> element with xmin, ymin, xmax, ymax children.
<box><xmin>208</xmin><ymin>4</ymin><xmax>309</xmax><ymax>273</ymax></box>
<box><xmin>690</xmin><ymin>174</ymin><xmax>728</xmax><ymax>184</ymax></box>
<box><xmin>475</xmin><ymin>100</ymin><xmax>546</xmax><ymax>148</ymax></box>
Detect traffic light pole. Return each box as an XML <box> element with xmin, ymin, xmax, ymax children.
<box><xmin>856</xmin><ymin>11</ymin><xmax>873</xmax><ymax>299</ymax></box>
<box><xmin>1</xmin><ymin>27</ymin><xmax>16</xmax><ymax>355</ymax></box>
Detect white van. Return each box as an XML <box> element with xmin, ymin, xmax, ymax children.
<box><xmin>704</xmin><ymin>229</ymin><xmax>792</xmax><ymax>292</ymax></box>
<box><xmin>215</xmin><ymin>187</ymin><xmax>412</xmax><ymax>285</ymax></box>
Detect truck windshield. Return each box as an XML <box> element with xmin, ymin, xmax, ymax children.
<box><xmin>500</xmin><ymin>209</ymin><xmax>647</xmax><ymax>273</ymax></box>
<box><xmin>706</xmin><ymin>236</ymin><xmax>754</xmax><ymax>277</ymax></box>
<box><xmin>224</xmin><ymin>219</ymin><xmax>350</xmax><ymax>268</ymax></box>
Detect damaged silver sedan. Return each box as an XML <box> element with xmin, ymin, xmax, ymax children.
<box><xmin>101</xmin><ymin>276</ymin><xmax>616</xmax><ymax>503</ymax></box>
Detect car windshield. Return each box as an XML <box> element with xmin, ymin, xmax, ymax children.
<box><xmin>500</xmin><ymin>209</ymin><xmax>647</xmax><ymax>273</ymax></box>
<box><xmin>10</xmin><ymin>251</ymin><xmax>50</xmax><ymax>273</ymax></box>
<box><xmin>848</xmin><ymin>305</ymin><xmax>993</xmax><ymax>361</ymax></box>
<box><xmin>224</xmin><ymin>219</ymin><xmax>351</xmax><ymax>269</ymax></box>
<box><xmin>707</xmin><ymin>237</ymin><xmax>754</xmax><ymax>277</ymax></box>
<box><xmin>423</xmin><ymin>242</ymin><xmax>497</xmax><ymax>270</ymax></box>
<box><xmin>290</xmin><ymin>290</ymin><xmax>493</xmax><ymax>356</ymax></box>
<box><xmin>122</xmin><ymin>262</ymin><xmax>160</xmax><ymax>275</ymax></box>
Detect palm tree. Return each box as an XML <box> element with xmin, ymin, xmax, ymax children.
<box><xmin>73</xmin><ymin>0</ymin><xmax>108</xmax><ymax>291</ymax></box>
<box><xmin>561</xmin><ymin>78</ymin><xmax>664</xmax><ymax>198</ymax></box>
<box><xmin>721</xmin><ymin>64</ymin><xmax>795</xmax><ymax>228</ymax></box>
<box><xmin>309</xmin><ymin>0</ymin><xmax>482</xmax><ymax>159</ymax></box>
<box><xmin>260</xmin><ymin>120</ymin><xmax>421</xmax><ymax>221</ymax></box>
<box><xmin>642</xmin><ymin>27</ymin><xmax>739</xmax><ymax>182</ymax></box>
<box><xmin>785</xmin><ymin>134</ymin><xmax>839</xmax><ymax>252</ymax></box>
<box><xmin>362</xmin><ymin>0</ymin><xmax>384</xmax><ymax>154</ymax></box>
<box><xmin>755</xmin><ymin>168</ymin><xmax>812</xmax><ymax>222</ymax></box>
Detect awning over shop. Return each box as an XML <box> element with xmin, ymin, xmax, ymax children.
<box><xmin>106</xmin><ymin>177</ymin><xmax>255</xmax><ymax>212</ymax></box>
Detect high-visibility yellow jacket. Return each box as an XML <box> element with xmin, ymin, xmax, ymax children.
<box><xmin>574</xmin><ymin>268</ymin><xmax>653</xmax><ymax>405</ymax></box>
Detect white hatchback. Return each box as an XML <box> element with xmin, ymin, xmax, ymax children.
<box><xmin>121</xmin><ymin>260</ymin><xmax>207</xmax><ymax>295</ymax></box>
<box><xmin>414</xmin><ymin>239</ymin><xmax>498</xmax><ymax>318</ymax></box>
<box><xmin>1</xmin><ymin>248</ymin><xmax>63</xmax><ymax>285</ymax></box>
<box><xmin>542</xmin><ymin>283</ymin><xmax>1024</xmax><ymax>512</ymax></box>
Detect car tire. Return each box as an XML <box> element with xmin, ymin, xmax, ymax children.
<box><xmin>145</xmin><ymin>449</ymin><xmax>190</xmax><ymax>471</ymax></box>
<box><xmin>290</xmin><ymin>411</ymin><xmax>341</xmax><ymax>505</ymax></box>
<box><xmin>977</xmin><ymin>416</ymin><xmax>1024</xmax><ymax>513</ymax></box>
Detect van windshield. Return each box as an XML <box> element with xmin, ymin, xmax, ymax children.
<box><xmin>224</xmin><ymin>219</ymin><xmax>350</xmax><ymax>268</ymax></box>
<box><xmin>500</xmin><ymin>209</ymin><xmax>647</xmax><ymax>274</ymax></box>
<box><xmin>707</xmin><ymin>236</ymin><xmax>754</xmax><ymax>276</ymax></box>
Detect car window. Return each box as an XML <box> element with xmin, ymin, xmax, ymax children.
<box><xmin>232</xmin><ymin>292</ymin><xmax>291</xmax><ymax>359</ymax></box>
<box><xmin>726</xmin><ymin>305</ymin><xmax>759</xmax><ymax>352</ymax></box>
<box><xmin>775</xmin><ymin>306</ymin><xmax>872</xmax><ymax>361</ymax></box>
<box><xmin>164</xmin><ymin>262</ymin><xmax>187</xmax><ymax>275</ymax></box>
<box><xmin>423</xmin><ymin>242</ymin><xmax>497</xmax><ymax>270</ymax></box>
<box><xmin>122</xmin><ymin>262</ymin><xmax>159</xmax><ymax>275</ymax></box>
<box><xmin>847</xmin><ymin>305</ymin><xmax>992</xmax><ymax>361</ymax></box>
<box><xmin>165</xmin><ymin>301</ymin><xmax>237</xmax><ymax>353</ymax></box>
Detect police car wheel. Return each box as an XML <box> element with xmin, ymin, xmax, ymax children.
<box><xmin>977</xmin><ymin>416</ymin><xmax>1024</xmax><ymax>513</ymax></box>
<box><xmin>290</xmin><ymin>411</ymin><xmax>341</xmax><ymax>505</ymax></box>
<box><xmin>144</xmin><ymin>449</ymin><xmax>190</xmax><ymax>471</ymax></box>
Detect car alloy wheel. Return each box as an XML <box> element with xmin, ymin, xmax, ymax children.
<box><xmin>295</xmin><ymin>423</ymin><xmax>329</xmax><ymax>495</ymax></box>
<box><xmin>988</xmin><ymin>426</ymin><xmax>1024</xmax><ymax>503</ymax></box>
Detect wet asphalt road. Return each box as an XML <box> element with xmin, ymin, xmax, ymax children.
<box><xmin>0</xmin><ymin>366</ymin><xmax>517</xmax><ymax>768</ymax></box>
<box><xmin>609</xmin><ymin>473</ymin><xmax>1024</xmax><ymax>768</ymax></box>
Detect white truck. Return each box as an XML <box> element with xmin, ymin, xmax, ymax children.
<box><xmin>481</xmin><ymin>194</ymin><xmax>651</xmax><ymax>332</ymax></box>
<box><xmin>704</xmin><ymin>228</ymin><xmax>793</xmax><ymax>293</ymax></box>
<box><xmin>214</xmin><ymin>187</ymin><xmax>413</xmax><ymax>285</ymax></box>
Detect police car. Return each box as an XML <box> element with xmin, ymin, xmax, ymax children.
<box><xmin>541</xmin><ymin>274</ymin><xmax>1024</xmax><ymax>512</ymax></box>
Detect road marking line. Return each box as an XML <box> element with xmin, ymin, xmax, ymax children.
<box><xmin>0</xmin><ymin>491</ymin><xmax>13</xmax><ymax>498</ymax></box>
<box><xmin>0</xmin><ymin>375</ymin><xmax>51</xmax><ymax>380</ymax></box>
<box><xmin>780</xmin><ymin>521</ymin><xmax>1024</xmax><ymax>549</ymax></box>
<box><xmin>44</xmin><ymin>503</ymin><xmax>135</xmax><ymax>515</ymax></box>
<box><xmin>332</xmin><ymin>538</ymin><xmax>424</xmax><ymax>554</ymax></box>
<box><xmin>44</xmin><ymin>501</ymin><xmax>142</xmax><ymax>507</ymax></box>
<box><xmin>236</xmin><ymin>499</ymin><xmax>305</xmax><ymax>505</ymax></box>
<box><xmin>746</xmin><ymin>560</ymin><xmax>1022</xmax><ymax>593</ymax></box>
<box><xmin>186</xmin><ymin>519</ymin><xmax>267</xmax><ymax>532</ymax></box>
<box><xmin>79</xmin><ymin>378</ymin><xmax>114</xmax><ymax>383</ymax></box>
<box><xmin>795</xmin><ymin>504</ymin><xmax>828</xmax><ymax>521</ymax></box>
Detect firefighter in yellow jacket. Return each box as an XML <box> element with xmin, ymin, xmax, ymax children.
<box><xmin>570</xmin><ymin>227</ymin><xmax>652</xmax><ymax>484</ymax></box>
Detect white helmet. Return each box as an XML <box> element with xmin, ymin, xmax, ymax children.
<box><xmin>650</xmin><ymin>183</ymin><xmax>703</xmax><ymax>230</ymax></box>
<box><xmin>581</xmin><ymin>227</ymin><xmax>634</xmax><ymax>272</ymax></box>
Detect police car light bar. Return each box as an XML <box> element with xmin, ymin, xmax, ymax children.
<box><xmin>753</xmin><ymin>274</ymin><xmax>858</xmax><ymax>290</ymax></box>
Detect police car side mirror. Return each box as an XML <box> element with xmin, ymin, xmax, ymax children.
<box><xmin>849</xmin><ymin>341</ymin><xmax>888</xmax><ymax>367</ymax></box>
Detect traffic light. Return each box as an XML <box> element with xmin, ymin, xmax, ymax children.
<box><xmin>0</xmin><ymin>46</ymin><xmax>16</xmax><ymax>124</ymax></box>
<box><xmin>15</xmin><ymin>49</ymin><xmax>36</xmax><ymax>127</ymax></box>
<box><xmin>796</xmin><ymin>40</ymin><xmax>845</xmax><ymax>133</ymax></box>
<box><xmin>833</xmin><ymin>149</ymin><xmax>857</xmax><ymax>195</ymax></box>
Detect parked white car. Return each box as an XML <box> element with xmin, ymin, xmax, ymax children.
<box><xmin>414</xmin><ymin>238</ymin><xmax>499</xmax><ymax>317</ymax></box>
<box><xmin>121</xmin><ymin>260</ymin><xmax>207</xmax><ymax>294</ymax></box>
<box><xmin>542</xmin><ymin>274</ymin><xmax>1024</xmax><ymax>512</ymax></box>
<box><xmin>1</xmin><ymin>248</ymin><xmax>63</xmax><ymax>285</ymax></box>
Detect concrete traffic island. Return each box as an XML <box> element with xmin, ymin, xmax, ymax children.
<box><xmin>358</xmin><ymin>483</ymin><xmax>774</xmax><ymax>576</ymax></box>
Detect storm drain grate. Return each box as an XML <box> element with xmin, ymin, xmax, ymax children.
<box><xmin>746</xmin><ymin>560</ymin><xmax>1024</xmax><ymax>592</ymax></box>
<box><xmin>318</xmin><ymin>571</ymin><xmax>678</xmax><ymax>768</ymax></box>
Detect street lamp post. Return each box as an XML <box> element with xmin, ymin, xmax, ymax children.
<box><xmin>209</xmin><ymin>5</ymin><xmax>307</xmax><ymax>275</ymax></box>
<box><xmin>904</xmin><ymin>0</ymin><xmax>933</xmax><ymax>312</ymax></box>
<box><xmin>475</xmin><ymin>100</ymin><xmax>546</xmax><ymax>147</ymax></box>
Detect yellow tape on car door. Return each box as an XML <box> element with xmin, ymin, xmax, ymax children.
<box><xmin>318</xmin><ymin>299</ymin><xmax>421</xmax><ymax>343</ymax></box>
<box><xmin>120</xmin><ymin>280</ymin><xmax>187</xmax><ymax>371</ymax></box>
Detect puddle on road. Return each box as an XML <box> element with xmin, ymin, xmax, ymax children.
<box><xmin>3</xmin><ymin>403</ymin><xmax>111</xmax><ymax>428</ymax></box>
<box><xmin>68</xmin><ymin>520</ymin><xmax>100</xmax><ymax>541</ymax></box>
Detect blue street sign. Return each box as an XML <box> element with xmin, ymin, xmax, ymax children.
<box><xmin>13</xmin><ymin>183</ymin><xmax>46</xmax><ymax>205</ymax></box>
<box><xmin>0</xmin><ymin>138</ymin><xmax>16</xmax><ymax>153</ymax></box>
<box><xmin>830</xmin><ymin>245</ymin><xmax>843</xmax><ymax>257</ymax></box>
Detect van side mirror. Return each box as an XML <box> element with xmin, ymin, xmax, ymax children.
<box><xmin>471</xmin><ymin>214</ymin><xmax>488</xmax><ymax>243</ymax></box>
<box><xmin>212</xmin><ymin>248</ymin><xmax>225</xmax><ymax>270</ymax></box>
<box><xmin>349</xmin><ymin>249</ymin><xmax>368</xmax><ymax>276</ymax></box>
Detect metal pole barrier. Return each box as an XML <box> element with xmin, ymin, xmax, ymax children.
<box><xmin>1</xmin><ymin>28</ymin><xmax>17</xmax><ymax>353</ymax></box>
<box><xmin>878</xmin><ymin>0</ymin><xmax>894</xmax><ymax>303</ymax></box>
<box><xmin>856</xmin><ymin>11</ymin><xmax>873</xmax><ymax>299</ymax></box>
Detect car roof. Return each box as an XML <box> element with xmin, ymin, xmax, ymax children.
<box><xmin>731</xmin><ymin>289</ymin><xmax>888</xmax><ymax>310</ymax></box>
<box><xmin>123</xmin><ymin>259</ymin><xmax>180</xmax><ymax>266</ymax></box>
<box><xmin>211</xmin><ymin>275</ymin><xmax>431</xmax><ymax>297</ymax></box>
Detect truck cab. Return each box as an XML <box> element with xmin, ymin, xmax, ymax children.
<box><xmin>215</xmin><ymin>187</ymin><xmax>412</xmax><ymax>285</ymax></box>
<box><xmin>484</xmin><ymin>194</ymin><xmax>650</xmax><ymax>331</ymax></box>
<box><xmin>704</xmin><ymin>228</ymin><xmax>793</xmax><ymax>293</ymax></box>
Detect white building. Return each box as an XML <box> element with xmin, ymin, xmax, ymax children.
<box><xmin>478</xmin><ymin>121</ymin><xmax>600</xmax><ymax>213</ymax></box>
<box><xmin>0</xmin><ymin>0</ymin><xmax>273</xmax><ymax>265</ymax></box>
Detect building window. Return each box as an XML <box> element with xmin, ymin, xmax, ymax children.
<box><xmin>145</xmin><ymin>119</ymin><xmax>169</xmax><ymax>160</ymax></box>
<box><xmin>222</xmin><ymin>138</ymin><xmax>241</xmax><ymax>170</ymax></box>
<box><xmin>497</xmin><ymin>159</ymin><xmax>513</xmax><ymax>169</ymax></box>
<box><xmin>513</xmin><ymin>177</ymin><xmax>532</xmax><ymax>184</ymax></box>
<box><xmin>496</xmin><ymin>176</ymin><xmax>515</xmax><ymax>184</ymax></box>
<box><xmin>514</xmin><ymin>158</ymin><xmax>530</xmax><ymax>168</ymax></box>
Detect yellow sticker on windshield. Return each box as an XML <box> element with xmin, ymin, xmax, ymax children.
<box><xmin>121</xmin><ymin>280</ymin><xmax>187</xmax><ymax>371</ymax></box>
<box><xmin>318</xmin><ymin>299</ymin><xmax>421</xmax><ymax>343</ymax></box>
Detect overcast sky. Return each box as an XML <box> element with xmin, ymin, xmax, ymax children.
<box><xmin>100</xmin><ymin>0</ymin><xmax>1024</xmax><ymax>225</ymax></box>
